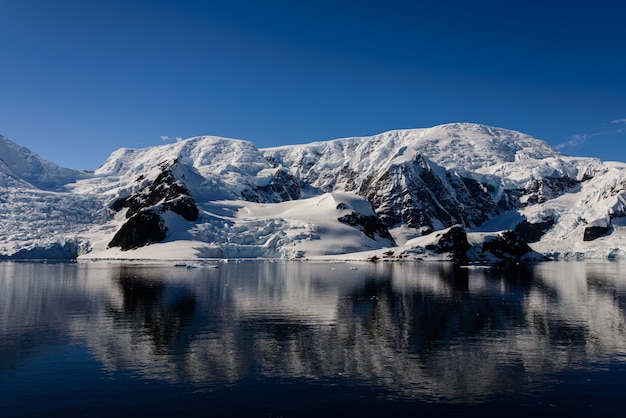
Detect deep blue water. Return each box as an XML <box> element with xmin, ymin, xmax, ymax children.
<box><xmin>1</xmin><ymin>260</ymin><xmax>626</xmax><ymax>417</ymax></box>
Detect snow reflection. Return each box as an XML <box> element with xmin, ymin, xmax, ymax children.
<box><xmin>1</xmin><ymin>261</ymin><xmax>626</xmax><ymax>401</ymax></box>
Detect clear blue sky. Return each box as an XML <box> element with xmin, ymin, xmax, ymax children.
<box><xmin>1</xmin><ymin>0</ymin><xmax>625</xmax><ymax>170</ymax></box>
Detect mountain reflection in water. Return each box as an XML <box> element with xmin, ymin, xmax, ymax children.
<box><xmin>1</xmin><ymin>261</ymin><xmax>626</xmax><ymax>414</ymax></box>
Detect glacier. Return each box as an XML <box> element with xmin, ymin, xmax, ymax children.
<box><xmin>1</xmin><ymin>123</ymin><xmax>625</xmax><ymax>262</ymax></box>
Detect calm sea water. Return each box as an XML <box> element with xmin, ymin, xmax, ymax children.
<box><xmin>1</xmin><ymin>260</ymin><xmax>626</xmax><ymax>417</ymax></box>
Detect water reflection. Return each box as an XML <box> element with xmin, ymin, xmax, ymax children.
<box><xmin>1</xmin><ymin>261</ymin><xmax>626</xmax><ymax>402</ymax></box>
<box><xmin>109</xmin><ymin>270</ymin><xmax>196</xmax><ymax>354</ymax></box>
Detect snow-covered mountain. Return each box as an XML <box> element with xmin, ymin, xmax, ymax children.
<box><xmin>0</xmin><ymin>134</ymin><xmax>86</xmax><ymax>189</ymax></box>
<box><xmin>1</xmin><ymin>123</ymin><xmax>624</xmax><ymax>261</ymax></box>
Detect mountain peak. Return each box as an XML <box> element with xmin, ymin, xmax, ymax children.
<box><xmin>0</xmin><ymin>134</ymin><xmax>82</xmax><ymax>190</ymax></box>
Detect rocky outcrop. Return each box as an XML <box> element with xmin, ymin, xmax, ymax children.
<box><xmin>478</xmin><ymin>230</ymin><xmax>543</xmax><ymax>263</ymax></box>
<box><xmin>108</xmin><ymin>160</ymin><xmax>198</xmax><ymax>250</ymax></box>
<box><xmin>583</xmin><ymin>225</ymin><xmax>612</xmax><ymax>242</ymax></box>
<box><xmin>338</xmin><ymin>212</ymin><xmax>396</xmax><ymax>244</ymax></box>
<box><xmin>497</xmin><ymin>188</ymin><xmax>524</xmax><ymax>211</ymax></box>
<box><xmin>108</xmin><ymin>210</ymin><xmax>167</xmax><ymax>251</ymax></box>
<box><xmin>498</xmin><ymin>177</ymin><xmax>582</xmax><ymax>211</ymax></box>
<box><xmin>424</xmin><ymin>225</ymin><xmax>471</xmax><ymax>264</ymax></box>
<box><xmin>359</xmin><ymin>155</ymin><xmax>500</xmax><ymax>233</ymax></box>
<box><xmin>521</xmin><ymin>176</ymin><xmax>580</xmax><ymax>206</ymax></box>
<box><xmin>400</xmin><ymin>226</ymin><xmax>545</xmax><ymax>264</ymax></box>
<box><xmin>514</xmin><ymin>217</ymin><xmax>555</xmax><ymax>243</ymax></box>
<box><xmin>242</xmin><ymin>169</ymin><xmax>301</xmax><ymax>203</ymax></box>
<box><xmin>110</xmin><ymin>160</ymin><xmax>198</xmax><ymax>222</ymax></box>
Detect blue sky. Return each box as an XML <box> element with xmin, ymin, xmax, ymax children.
<box><xmin>1</xmin><ymin>0</ymin><xmax>625</xmax><ymax>170</ymax></box>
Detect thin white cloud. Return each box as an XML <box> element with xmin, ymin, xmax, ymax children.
<box><xmin>555</xmin><ymin>133</ymin><xmax>590</xmax><ymax>150</ymax></box>
<box><xmin>160</xmin><ymin>135</ymin><xmax>184</xmax><ymax>142</ymax></box>
<box><xmin>556</xmin><ymin>119</ymin><xmax>626</xmax><ymax>150</ymax></box>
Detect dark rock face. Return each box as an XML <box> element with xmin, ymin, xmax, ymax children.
<box><xmin>265</xmin><ymin>155</ymin><xmax>278</xmax><ymax>168</ymax></box>
<box><xmin>108</xmin><ymin>210</ymin><xmax>167</xmax><ymax>251</ymax></box>
<box><xmin>514</xmin><ymin>218</ymin><xmax>555</xmax><ymax>243</ymax></box>
<box><xmin>497</xmin><ymin>189</ymin><xmax>523</xmax><ymax>211</ymax></box>
<box><xmin>359</xmin><ymin>154</ymin><xmax>500</xmax><ymax>233</ymax></box>
<box><xmin>522</xmin><ymin>176</ymin><xmax>580</xmax><ymax>206</ymax></box>
<box><xmin>400</xmin><ymin>226</ymin><xmax>542</xmax><ymax>264</ymax></box>
<box><xmin>108</xmin><ymin>159</ymin><xmax>198</xmax><ymax>251</ymax></box>
<box><xmin>316</xmin><ymin>165</ymin><xmax>361</xmax><ymax>193</ymax></box>
<box><xmin>498</xmin><ymin>177</ymin><xmax>581</xmax><ymax>211</ymax></box>
<box><xmin>583</xmin><ymin>225</ymin><xmax>612</xmax><ymax>241</ymax></box>
<box><xmin>481</xmin><ymin>230</ymin><xmax>541</xmax><ymax>262</ymax></box>
<box><xmin>110</xmin><ymin>161</ymin><xmax>198</xmax><ymax>222</ymax></box>
<box><xmin>242</xmin><ymin>169</ymin><xmax>301</xmax><ymax>203</ymax></box>
<box><xmin>338</xmin><ymin>212</ymin><xmax>396</xmax><ymax>244</ymax></box>
<box><xmin>459</xmin><ymin>177</ymin><xmax>501</xmax><ymax>225</ymax></box>
<box><xmin>424</xmin><ymin>225</ymin><xmax>470</xmax><ymax>264</ymax></box>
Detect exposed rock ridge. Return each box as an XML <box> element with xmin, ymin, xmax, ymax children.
<box><xmin>107</xmin><ymin>159</ymin><xmax>198</xmax><ymax>250</ymax></box>
<box><xmin>358</xmin><ymin>154</ymin><xmax>500</xmax><ymax>234</ymax></box>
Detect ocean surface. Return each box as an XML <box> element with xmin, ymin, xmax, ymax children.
<box><xmin>1</xmin><ymin>260</ymin><xmax>626</xmax><ymax>417</ymax></box>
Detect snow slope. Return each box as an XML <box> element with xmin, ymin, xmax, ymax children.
<box><xmin>2</xmin><ymin>123</ymin><xmax>626</xmax><ymax>261</ymax></box>
<box><xmin>507</xmin><ymin>162</ymin><xmax>626</xmax><ymax>259</ymax></box>
<box><xmin>0</xmin><ymin>134</ymin><xmax>85</xmax><ymax>190</ymax></box>
<box><xmin>85</xmin><ymin>192</ymin><xmax>395</xmax><ymax>260</ymax></box>
<box><xmin>77</xmin><ymin>137</ymin><xmax>273</xmax><ymax>200</ymax></box>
